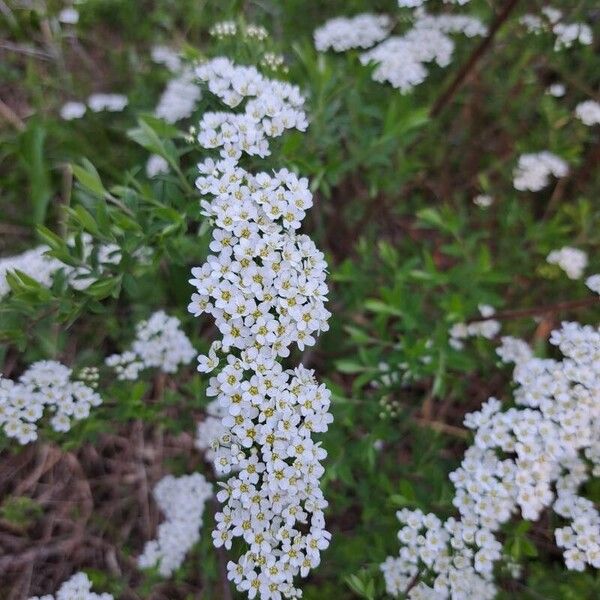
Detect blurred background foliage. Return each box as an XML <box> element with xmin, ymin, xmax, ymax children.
<box><xmin>1</xmin><ymin>0</ymin><xmax>599</xmax><ymax>598</ymax></box>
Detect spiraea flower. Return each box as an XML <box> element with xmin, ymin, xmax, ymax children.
<box><xmin>0</xmin><ymin>361</ymin><xmax>102</xmax><ymax>445</ymax></box>
<box><xmin>357</xmin><ymin>10</ymin><xmax>485</xmax><ymax>92</ymax></box>
<box><xmin>314</xmin><ymin>14</ymin><xmax>392</xmax><ymax>52</ymax></box>
<box><xmin>28</xmin><ymin>571</ymin><xmax>113</xmax><ymax>600</ymax></box>
<box><xmin>513</xmin><ymin>151</ymin><xmax>568</xmax><ymax>192</ymax></box>
<box><xmin>382</xmin><ymin>321</ymin><xmax>600</xmax><ymax>598</ymax></box>
<box><xmin>575</xmin><ymin>100</ymin><xmax>600</xmax><ymax>126</ymax></box>
<box><xmin>138</xmin><ymin>473</ymin><xmax>213</xmax><ymax>576</ymax></box>
<box><xmin>188</xmin><ymin>57</ymin><xmax>333</xmax><ymax>599</ymax></box>
<box><xmin>87</xmin><ymin>93</ymin><xmax>128</xmax><ymax>113</ymax></box>
<box><xmin>546</xmin><ymin>246</ymin><xmax>588</xmax><ymax>280</ymax></box>
<box><xmin>105</xmin><ymin>311</ymin><xmax>195</xmax><ymax>380</ymax></box>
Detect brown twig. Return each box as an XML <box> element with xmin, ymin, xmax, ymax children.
<box><xmin>430</xmin><ymin>0</ymin><xmax>522</xmax><ymax>118</ymax></box>
<box><xmin>0</xmin><ymin>98</ymin><xmax>25</xmax><ymax>131</ymax></box>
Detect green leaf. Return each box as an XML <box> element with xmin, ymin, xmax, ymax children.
<box><xmin>19</xmin><ymin>123</ymin><xmax>52</xmax><ymax>224</ymax></box>
<box><xmin>72</xmin><ymin>160</ymin><xmax>107</xmax><ymax>198</ymax></box>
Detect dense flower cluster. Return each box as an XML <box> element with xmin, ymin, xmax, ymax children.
<box><xmin>29</xmin><ymin>571</ymin><xmax>113</xmax><ymax>600</ymax></box>
<box><xmin>138</xmin><ymin>473</ymin><xmax>213</xmax><ymax>576</ymax></box>
<box><xmin>512</xmin><ymin>151</ymin><xmax>568</xmax><ymax>192</ymax></box>
<box><xmin>546</xmin><ymin>246</ymin><xmax>588</xmax><ymax>280</ymax></box>
<box><xmin>575</xmin><ymin>100</ymin><xmax>600</xmax><ymax>126</ymax></box>
<box><xmin>521</xmin><ymin>7</ymin><xmax>593</xmax><ymax>51</ymax></box>
<box><xmin>188</xmin><ymin>57</ymin><xmax>332</xmax><ymax>598</ymax></box>
<box><xmin>382</xmin><ymin>321</ymin><xmax>600</xmax><ymax>598</ymax></box>
<box><xmin>313</xmin><ymin>14</ymin><xmax>392</xmax><ymax>52</ymax></box>
<box><xmin>355</xmin><ymin>9</ymin><xmax>485</xmax><ymax>92</ymax></box>
<box><xmin>105</xmin><ymin>311</ymin><xmax>195</xmax><ymax>380</ymax></box>
<box><xmin>449</xmin><ymin>305</ymin><xmax>500</xmax><ymax>350</ymax></box>
<box><xmin>0</xmin><ymin>361</ymin><xmax>102</xmax><ymax>445</ymax></box>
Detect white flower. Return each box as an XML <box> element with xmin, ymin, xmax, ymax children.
<box><xmin>575</xmin><ymin>100</ymin><xmax>600</xmax><ymax>126</ymax></box>
<box><xmin>314</xmin><ymin>14</ymin><xmax>392</xmax><ymax>52</ymax></box>
<box><xmin>151</xmin><ymin>45</ymin><xmax>182</xmax><ymax>72</ymax></box>
<box><xmin>513</xmin><ymin>151</ymin><xmax>568</xmax><ymax>192</ymax></box>
<box><xmin>87</xmin><ymin>93</ymin><xmax>128</xmax><ymax>112</ymax></box>
<box><xmin>585</xmin><ymin>274</ymin><xmax>600</xmax><ymax>295</ymax></box>
<box><xmin>138</xmin><ymin>473</ymin><xmax>212</xmax><ymax>576</ymax></box>
<box><xmin>155</xmin><ymin>71</ymin><xmax>201</xmax><ymax>123</ymax></box>
<box><xmin>383</xmin><ymin>321</ymin><xmax>600</xmax><ymax>597</ymax></box>
<box><xmin>146</xmin><ymin>154</ymin><xmax>170</xmax><ymax>178</ymax></box>
<box><xmin>473</xmin><ymin>194</ymin><xmax>493</xmax><ymax>208</ymax></box>
<box><xmin>105</xmin><ymin>311</ymin><xmax>195</xmax><ymax>380</ymax></box>
<box><xmin>546</xmin><ymin>83</ymin><xmax>565</xmax><ymax>97</ymax></box>
<box><xmin>58</xmin><ymin>8</ymin><xmax>79</xmax><ymax>24</ymax></box>
<box><xmin>356</xmin><ymin>10</ymin><xmax>486</xmax><ymax>93</ymax></box>
<box><xmin>0</xmin><ymin>361</ymin><xmax>102</xmax><ymax>445</ymax></box>
<box><xmin>60</xmin><ymin>101</ymin><xmax>86</xmax><ymax>120</ymax></box>
<box><xmin>546</xmin><ymin>246</ymin><xmax>588</xmax><ymax>280</ymax></box>
<box><xmin>28</xmin><ymin>571</ymin><xmax>112</xmax><ymax>600</ymax></box>
<box><xmin>188</xmin><ymin>57</ymin><xmax>332</xmax><ymax>599</ymax></box>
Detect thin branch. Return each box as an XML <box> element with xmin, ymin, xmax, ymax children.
<box><xmin>0</xmin><ymin>98</ymin><xmax>25</xmax><ymax>130</ymax></box>
<box><xmin>430</xmin><ymin>0</ymin><xmax>522</xmax><ymax>118</ymax></box>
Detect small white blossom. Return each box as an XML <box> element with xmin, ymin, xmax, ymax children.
<box><xmin>575</xmin><ymin>100</ymin><xmax>600</xmax><ymax>126</ymax></box>
<box><xmin>513</xmin><ymin>151</ymin><xmax>568</xmax><ymax>192</ymax></box>
<box><xmin>60</xmin><ymin>101</ymin><xmax>86</xmax><ymax>120</ymax></box>
<box><xmin>88</xmin><ymin>93</ymin><xmax>128</xmax><ymax>112</ymax></box>
<box><xmin>546</xmin><ymin>247</ymin><xmax>588</xmax><ymax>280</ymax></box>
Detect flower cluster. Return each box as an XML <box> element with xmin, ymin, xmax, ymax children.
<box><xmin>29</xmin><ymin>571</ymin><xmax>113</xmax><ymax>600</ymax></box>
<box><xmin>520</xmin><ymin>7</ymin><xmax>593</xmax><ymax>51</ymax></box>
<box><xmin>575</xmin><ymin>100</ymin><xmax>600</xmax><ymax>127</ymax></box>
<box><xmin>313</xmin><ymin>14</ymin><xmax>392</xmax><ymax>52</ymax></box>
<box><xmin>356</xmin><ymin>10</ymin><xmax>486</xmax><ymax>92</ymax></box>
<box><xmin>188</xmin><ymin>57</ymin><xmax>333</xmax><ymax>598</ymax></box>
<box><xmin>546</xmin><ymin>246</ymin><xmax>588</xmax><ymax>280</ymax></box>
<box><xmin>138</xmin><ymin>473</ymin><xmax>213</xmax><ymax>576</ymax></box>
<box><xmin>512</xmin><ymin>151</ymin><xmax>568</xmax><ymax>192</ymax></box>
<box><xmin>0</xmin><ymin>361</ymin><xmax>102</xmax><ymax>445</ymax></box>
<box><xmin>449</xmin><ymin>305</ymin><xmax>500</xmax><ymax>350</ymax></box>
<box><xmin>60</xmin><ymin>94</ymin><xmax>127</xmax><ymax>120</ymax></box>
<box><xmin>105</xmin><ymin>311</ymin><xmax>195</xmax><ymax>380</ymax></box>
<box><xmin>155</xmin><ymin>71</ymin><xmax>202</xmax><ymax>123</ymax></box>
<box><xmin>261</xmin><ymin>53</ymin><xmax>288</xmax><ymax>73</ymax></box>
<box><xmin>210</xmin><ymin>20</ymin><xmax>238</xmax><ymax>38</ymax></box>
<box><xmin>0</xmin><ymin>235</ymin><xmax>133</xmax><ymax>298</ymax></box>
<box><xmin>382</xmin><ymin>321</ymin><xmax>600</xmax><ymax>598</ymax></box>
<box><xmin>58</xmin><ymin>7</ymin><xmax>79</xmax><ymax>25</ymax></box>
